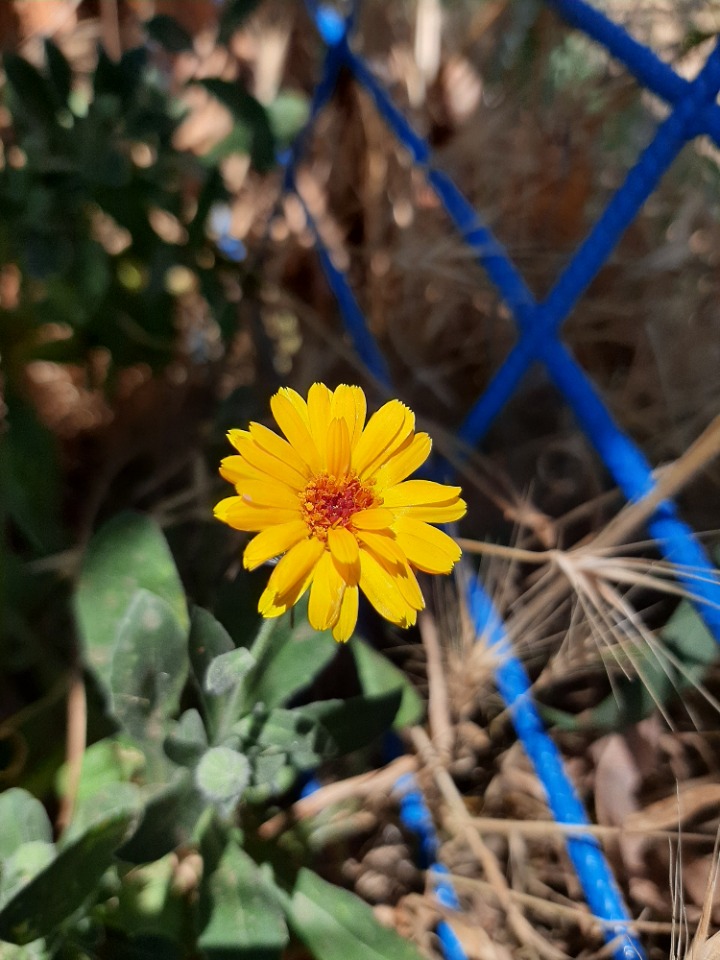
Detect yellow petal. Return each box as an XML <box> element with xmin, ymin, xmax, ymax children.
<box><xmin>227</xmin><ymin>428</ymin><xmax>252</xmax><ymax>453</ymax></box>
<box><xmin>236</xmin><ymin>480</ymin><xmax>301</xmax><ymax>510</ymax></box>
<box><xmin>214</xmin><ymin>497</ymin><xmax>300</xmax><ymax>532</ymax></box>
<box><xmin>327</xmin><ymin>526</ymin><xmax>359</xmax><ymax>566</ymax></box>
<box><xmin>249</xmin><ymin>422</ymin><xmax>311</xmax><ymax>481</ymax></box>
<box><xmin>358</xmin><ymin>548</ymin><xmax>417</xmax><ymax>628</ymax></box>
<box><xmin>308</xmin><ymin>383</ymin><xmax>332</xmax><ymax>465</ymax></box>
<box><xmin>219</xmin><ymin>455</ymin><xmax>266</xmax><ymax>486</ymax></box>
<box><xmin>394</xmin><ymin>562</ymin><xmax>425</xmax><ymax>613</ymax></box>
<box><xmin>279</xmin><ymin>386</ymin><xmax>311</xmax><ymax>425</ymax></box>
<box><xmin>355</xmin><ymin>530</ymin><xmax>406</xmax><ymax>569</ymax></box>
<box><xmin>392</xmin><ymin>517</ymin><xmax>461</xmax><ymax>574</ymax></box>
<box><xmin>374</xmin><ymin>433</ymin><xmax>432</xmax><ymax>490</ymax></box>
<box><xmin>382</xmin><ymin>480</ymin><xmax>463</xmax><ymax>508</ymax></box>
<box><xmin>331</xmin><ymin>385</ymin><xmax>366</xmax><ymax>449</ymax></box>
<box><xmin>332</xmin><ymin>585</ymin><xmax>359</xmax><ymax>642</ymax></box>
<box><xmin>270</xmin><ymin>536</ymin><xmax>325</xmax><ymax>601</ymax></box>
<box><xmin>270</xmin><ymin>390</ymin><xmax>323</xmax><ymax>473</ymax></box>
<box><xmin>353</xmin><ymin>400</ymin><xmax>414</xmax><ymax>479</ymax></box>
<box><xmin>351</xmin><ymin>508</ymin><xmax>395</xmax><ymax>531</ymax></box>
<box><xmin>258</xmin><ymin>562</ymin><xmax>315</xmax><ymax>619</ymax></box>
<box><xmin>328</xmin><ymin>526</ymin><xmax>360</xmax><ymax>585</ymax></box>
<box><xmin>308</xmin><ymin>550</ymin><xmax>346</xmax><ymax>631</ymax></box>
<box><xmin>258</xmin><ymin>536</ymin><xmax>325</xmax><ymax>617</ymax></box>
<box><xmin>326</xmin><ymin>418</ymin><xmax>351</xmax><ymax>477</ymax></box>
<box><xmin>405</xmin><ymin>499</ymin><xmax>467</xmax><ymax>523</ymax></box>
<box><xmin>230</xmin><ymin>430</ymin><xmax>308</xmax><ymax>490</ymax></box>
<box><xmin>243</xmin><ymin>521</ymin><xmax>309</xmax><ymax>571</ymax></box>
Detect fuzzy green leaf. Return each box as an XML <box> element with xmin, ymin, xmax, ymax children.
<box><xmin>242</xmin><ymin>601</ymin><xmax>339</xmax><ymax>711</ymax></box>
<box><xmin>117</xmin><ymin>772</ymin><xmax>206</xmax><ymax>865</ymax></box>
<box><xmin>164</xmin><ymin>709</ymin><xmax>208</xmax><ymax>767</ymax></box>
<box><xmin>298</xmin><ymin>690</ymin><xmax>403</xmax><ymax>757</ymax></box>
<box><xmin>199</xmin><ymin>838</ymin><xmax>287</xmax><ymax>958</ymax></box>
<box><xmin>0</xmin><ymin>790</ymin><xmax>53</xmax><ymax>860</ymax></box>
<box><xmin>195</xmin><ymin>747</ymin><xmax>250</xmax><ymax>814</ymax></box>
<box><xmin>206</xmin><ymin>648</ymin><xmax>256</xmax><ymax>696</ymax></box>
<box><xmin>110</xmin><ymin>590</ymin><xmax>189</xmax><ymax>741</ymax></box>
<box><xmin>288</xmin><ymin>869</ymin><xmax>425</xmax><ymax>960</ymax></box>
<box><xmin>351</xmin><ymin>639</ymin><xmax>424</xmax><ymax>729</ymax></box>
<box><xmin>0</xmin><ymin>811</ymin><xmax>137</xmax><ymax>944</ymax></box>
<box><xmin>75</xmin><ymin>512</ymin><xmax>188</xmax><ymax>694</ymax></box>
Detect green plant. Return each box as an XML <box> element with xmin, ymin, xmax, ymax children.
<box><xmin>0</xmin><ymin>512</ymin><xmax>424</xmax><ymax>957</ymax></box>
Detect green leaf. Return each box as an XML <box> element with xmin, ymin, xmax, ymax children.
<box><xmin>0</xmin><ymin>842</ymin><xmax>56</xmax><ymax>909</ymax></box>
<box><xmin>287</xmin><ymin>868</ymin><xmax>425</xmax><ymax>960</ymax></box>
<box><xmin>75</xmin><ymin>512</ymin><xmax>188</xmax><ymax>693</ymax></box>
<box><xmin>0</xmin><ymin>811</ymin><xmax>137</xmax><ymax>944</ymax></box>
<box><xmin>299</xmin><ymin>691</ymin><xmax>403</xmax><ymax>758</ymax></box>
<box><xmin>93</xmin><ymin>47</ymin><xmax>147</xmax><ymax>105</ymax></box>
<box><xmin>4</xmin><ymin>55</ymin><xmax>57</xmax><ymax>127</ymax></box>
<box><xmin>206</xmin><ymin>648</ymin><xmax>256</xmax><ymax>696</ymax></box>
<box><xmin>145</xmin><ymin>15</ymin><xmax>194</xmax><ymax>53</ymax></box>
<box><xmin>164</xmin><ymin>709</ymin><xmax>208</xmax><ymax>767</ymax></box>
<box><xmin>44</xmin><ymin>40</ymin><xmax>72</xmax><ymax>108</ymax></box>
<box><xmin>256</xmin><ymin>709</ymin><xmax>328</xmax><ymax>768</ymax></box>
<box><xmin>199</xmin><ymin>838</ymin><xmax>288</xmax><ymax>958</ymax></box>
<box><xmin>218</xmin><ymin>0</ymin><xmax>263</xmax><ymax>44</ymax></box>
<box><xmin>0</xmin><ymin>938</ymin><xmax>49</xmax><ymax>960</ymax></box>
<box><xmin>266</xmin><ymin>92</ymin><xmax>310</xmax><ymax>148</ymax></box>
<box><xmin>189</xmin><ymin>607</ymin><xmax>235</xmax><ymax>738</ymax></box>
<box><xmin>242</xmin><ymin>603</ymin><xmax>339</xmax><ymax>711</ymax></box>
<box><xmin>62</xmin><ymin>782</ymin><xmax>142</xmax><ymax>844</ymax></box>
<box><xmin>195</xmin><ymin>746</ymin><xmax>250</xmax><ymax>815</ymax></box>
<box><xmin>245</xmin><ymin>753</ymin><xmax>295</xmax><ymax>803</ymax></box>
<box><xmin>55</xmin><ymin>738</ymin><xmax>145</xmax><ymax>804</ymax></box>
<box><xmin>351</xmin><ymin>640</ymin><xmax>424</xmax><ymax>729</ymax></box>
<box><xmin>0</xmin><ymin>790</ymin><xmax>53</xmax><ymax>860</ymax></box>
<box><xmin>1</xmin><ymin>399</ymin><xmax>65</xmax><ymax>554</ymax></box>
<box><xmin>117</xmin><ymin>772</ymin><xmax>206</xmax><ymax>864</ymax></box>
<box><xmin>111</xmin><ymin>855</ymin><xmax>189</xmax><ymax>944</ymax></box>
<box><xmin>109</xmin><ymin>590</ymin><xmax>189</xmax><ymax>741</ymax></box>
<box><xmin>198</xmin><ymin>79</ymin><xmax>275</xmax><ymax>172</ymax></box>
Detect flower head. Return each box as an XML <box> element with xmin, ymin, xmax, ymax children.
<box><xmin>214</xmin><ymin>384</ymin><xmax>466</xmax><ymax>642</ymax></box>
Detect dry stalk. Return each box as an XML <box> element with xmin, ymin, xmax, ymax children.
<box><xmin>258</xmin><ymin>754</ymin><xmax>417</xmax><ymax>840</ymax></box>
<box><xmin>98</xmin><ymin>0</ymin><xmax>121</xmax><ymax>61</ymax></box>
<box><xmin>459</xmin><ymin>412</ymin><xmax>720</xmax><ymax>602</ymax></box>
<box><xmin>418</xmin><ymin>609</ymin><xmax>453</xmax><ymax>761</ymax></box>
<box><xmin>450</xmin><ymin>873</ymin><xmax>681</xmax><ymax>936</ymax></box>
<box><xmin>684</xmin><ymin>832</ymin><xmax>720</xmax><ymax>960</ymax></box>
<box><xmin>466</xmin><ymin>815</ymin><xmax>716</xmax><ymax>847</ymax></box>
<box><xmin>594</xmin><ymin>413</ymin><xmax>720</xmax><ymax>552</ymax></box>
<box><xmin>410</xmin><ymin>725</ymin><xmax>568</xmax><ymax>960</ymax></box>
<box><xmin>56</xmin><ymin>668</ymin><xmax>87</xmax><ymax>834</ymax></box>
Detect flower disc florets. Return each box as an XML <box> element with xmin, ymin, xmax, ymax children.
<box><xmin>214</xmin><ymin>383</ymin><xmax>466</xmax><ymax>642</ymax></box>
<box><xmin>303</xmin><ymin>473</ymin><xmax>380</xmax><ymax>539</ymax></box>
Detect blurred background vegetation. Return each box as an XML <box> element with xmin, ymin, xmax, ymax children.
<box><xmin>2</xmin><ymin>1</ymin><xmax>720</xmax><ymax>957</ymax></box>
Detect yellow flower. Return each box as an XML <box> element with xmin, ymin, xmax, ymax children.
<box><xmin>214</xmin><ymin>384</ymin><xmax>466</xmax><ymax>642</ymax></box>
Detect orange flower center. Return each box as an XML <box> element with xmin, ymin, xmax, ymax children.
<box><xmin>302</xmin><ymin>473</ymin><xmax>380</xmax><ymax>539</ymax></box>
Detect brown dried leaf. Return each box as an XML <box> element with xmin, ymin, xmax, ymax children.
<box><xmin>624</xmin><ymin>779</ymin><xmax>720</xmax><ymax>833</ymax></box>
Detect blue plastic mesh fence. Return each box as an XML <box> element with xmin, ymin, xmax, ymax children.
<box><xmin>284</xmin><ymin>3</ymin><xmax>720</xmax><ymax>958</ymax></box>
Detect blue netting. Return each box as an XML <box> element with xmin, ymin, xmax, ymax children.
<box><xmin>283</xmin><ymin>3</ymin><xmax>720</xmax><ymax>958</ymax></box>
